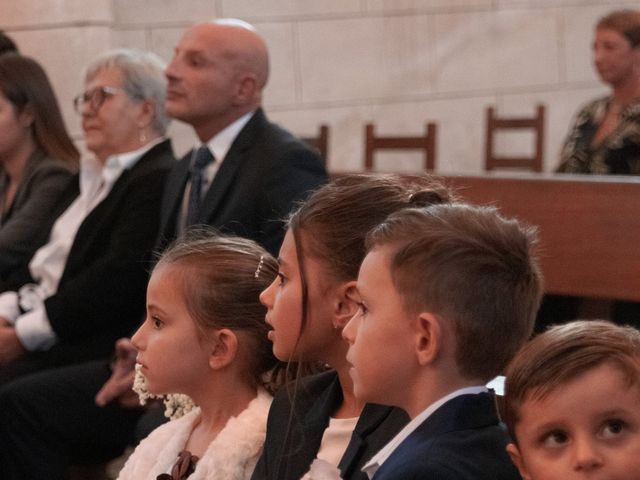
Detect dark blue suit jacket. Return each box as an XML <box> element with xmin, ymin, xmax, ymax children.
<box><xmin>251</xmin><ymin>370</ymin><xmax>409</xmax><ymax>480</ymax></box>
<box><xmin>372</xmin><ymin>392</ymin><xmax>520</xmax><ymax>480</ymax></box>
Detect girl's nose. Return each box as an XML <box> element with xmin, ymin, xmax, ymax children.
<box><xmin>259</xmin><ymin>280</ymin><xmax>275</xmax><ymax>308</ymax></box>
<box><xmin>342</xmin><ymin>314</ymin><xmax>358</xmax><ymax>344</ymax></box>
<box><xmin>130</xmin><ymin>323</ymin><xmax>146</xmax><ymax>351</ymax></box>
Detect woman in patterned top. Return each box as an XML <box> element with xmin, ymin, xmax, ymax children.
<box><xmin>557</xmin><ymin>9</ymin><xmax>640</xmax><ymax>174</ymax></box>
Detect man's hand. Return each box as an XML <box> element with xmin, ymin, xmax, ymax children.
<box><xmin>0</xmin><ymin>325</ymin><xmax>26</xmax><ymax>365</ymax></box>
<box><xmin>95</xmin><ymin>338</ymin><xmax>140</xmax><ymax>408</ymax></box>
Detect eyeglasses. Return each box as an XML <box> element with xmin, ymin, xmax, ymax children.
<box><xmin>73</xmin><ymin>86</ymin><xmax>121</xmax><ymax>113</ymax></box>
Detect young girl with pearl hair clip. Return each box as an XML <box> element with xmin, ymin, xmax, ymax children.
<box><xmin>118</xmin><ymin>231</ymin><xmax>280</xmax><ymax>480</ymax></box>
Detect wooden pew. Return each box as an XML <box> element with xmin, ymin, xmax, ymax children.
<box><xmin>442</xmin><ymin>173</ymin><xmax>640</xmax><ymax>302</ymax></box>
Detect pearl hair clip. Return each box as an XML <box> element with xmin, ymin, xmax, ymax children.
<box><xmin>254</xmin><ymin>255</ymin><xmax>265</xmax><ymax>278</ymax></box>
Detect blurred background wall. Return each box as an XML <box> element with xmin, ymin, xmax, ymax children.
<box><xmin>2</xmin><ymin>0</ymin><xmax>634</xmax><ymax>172</ymax></box>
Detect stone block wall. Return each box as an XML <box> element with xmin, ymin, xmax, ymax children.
<box><xmin>2</xmin><ymin>0</ymin><xmax>636</xmax><ymax>172</ymax></box>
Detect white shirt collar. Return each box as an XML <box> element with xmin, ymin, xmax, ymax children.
<box><xmin>200</xmin><ymin>110</ymin><xmax>254</xmax><ymax>163</ymax></box>
<box><xmin>80</xmin><ymin>137</ymin><xmax>165</xmax><ymax>195</ymax></box>
<box><xmin>362</xmin><ymin>385</ymin><xmax>488</xmax><ymax>479</ymax></box>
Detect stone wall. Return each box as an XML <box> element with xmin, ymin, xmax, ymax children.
<box><xmin>2</xmin><ymin>0</ymin><xmax>636</xmax><ymax>172</ymax></box>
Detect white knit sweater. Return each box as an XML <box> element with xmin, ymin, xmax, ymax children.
<box><xmin>117</xmin><ymin>390</ymin><xmax>272</xmax><ymax>480</ymax></box>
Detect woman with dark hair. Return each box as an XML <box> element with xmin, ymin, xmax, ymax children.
<box><xmin>0</xmin><ymin>54</ymin><xmax>79</xmax><ymax>286</ymax></box>
<box><xmin>557</xmin><ymin>9</ymin><xmax>640</xmax><ymax>174</ymax></box>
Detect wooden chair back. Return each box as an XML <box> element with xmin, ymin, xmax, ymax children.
<box><xmin>364</xmin><ymin>122</ymin><xmax>437</xmax><ymax>172</ymax></box>
<box><xmin>485</xmin><ymin>105</ymin><xmax>545</xmax><ymax>172</ymax></box>
<box><xmin>301</xmin><ymin>125</ymin><xmax>329</xmax><ymax>164</ymax></box>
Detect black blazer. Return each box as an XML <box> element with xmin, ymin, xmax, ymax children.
<box><xmin>251</xmin><ymin>370</ymin><xmax>409</xmax><ymax>480</ymax></box>
<box><xmin>16</xmin><ymin>140</ymin><xmax>175</xmax><ymax>364</ymax></box>
<box><xmin>158</xmin><ymin>109</ymin><xmax>327</xmax><ymax>256</ymax></box>
<box><xmin>372</xmin><ymin>392</ymin><xmax>520</xmax><ymax>480</ymax></box>
<box><xmin>0</xmin><ymin>150</ymin><xmax>76</xmax><ymax>287</ymax></box>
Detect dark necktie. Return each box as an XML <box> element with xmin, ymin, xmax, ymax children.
<box><xmin>186</xmin><ymin>146</ymin><xmax>214</xmax><ymax>226</ymax></box>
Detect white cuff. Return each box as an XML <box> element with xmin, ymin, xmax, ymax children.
<box><xmin>0</xmin><ymin>291</ymin><xmax>20</xmax><ymax>323</ymax></box>
<box><xmin>14</xmin><ymin>307</ymin><xmax>58</xmax><ymax>351</ymax></box>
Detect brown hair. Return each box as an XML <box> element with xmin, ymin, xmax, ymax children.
<box><xmin>155</xmin><ymin>229</ymin><xmax>281</xmax><ymax>393</ymax></box>
<box><xmin>597</xmin><ymin>9</ymin><xmax>640</xmax><ymax>48</ymax></box>
<box><xmin>0</xmin><ymin>31</ymin><xmax>17</xmax><ymax>56</ymax></box>
<box><xmin>503</xmin><ymin>320</ymin><xmax>640</xmax><ymax>442</ymax></box>
<box><xmin>287</xmin><ymin>173</ymin><xmax>452</xmax><ymax>345</ymax></box>
<box><xmin>367</xmin><ymin>203</ymin><xmax>542</xmax><ymax>382</ymax></box>
<box><xmin>0</xmin><ymin>54</ymin><xmax>79</xmax><ymax>166</ymax></box>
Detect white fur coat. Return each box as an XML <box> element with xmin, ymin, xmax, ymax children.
<box><xmin>117</xmin><ymin>390</ymin><xmax>272</xmax><ymax>480</ymax></box>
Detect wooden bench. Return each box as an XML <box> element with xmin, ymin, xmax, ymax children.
<box><xmin>442</xmin><ymin>173</ymin><xmax>640</xmax><ymax>302</ymax></box>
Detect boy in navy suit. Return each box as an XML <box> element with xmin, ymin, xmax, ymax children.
<box><xmin>343</xmin><ymin>203</ymin><xmax>543</xmax><ymax>479</ymax></box>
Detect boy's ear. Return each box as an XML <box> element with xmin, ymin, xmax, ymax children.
<box><xmin>506</xmin><ymin>443</ymin><xmax>531</xmax><ymax>480</ymax></box>
<box><xmin>333</xmin><ymin>280</ymin><xmax>359</xmax><ymax>329</ymax></box>
<box><xmin>415</xmin><ymin>312</ymin><xmax>442</xmax><ymax>366</ymax></box>
<box><xmin>208</xmin><ymin>328</ymin><xmax>238</xmax><ymax>370</ymax></box>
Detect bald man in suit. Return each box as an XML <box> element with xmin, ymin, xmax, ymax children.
<box><xmin>0</xmin><ymin>19</ymin><xmax>326</xmax><ymax>479</ymax></box>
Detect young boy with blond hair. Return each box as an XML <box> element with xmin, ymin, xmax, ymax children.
<box><xmin>504</xmin><ymin>320</ymin><xmax>640</xmax><ymax>480</ymax></box>
<box><xmin>343</xmin><ymin>203</ymin><xmax>542</xmax><ymax>479</ymax></box>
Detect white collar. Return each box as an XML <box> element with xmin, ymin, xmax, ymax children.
<box><xmin>362</xmin><ymin>385</ymin><xmax>488</xmax><ymax>479</ymax></box>
<box><xmin>200</xmin><ymin>110</ymin><xmax>254</xmax><ymax>163</ymax></box>
<box><xmin>80</xmin><ymin>137</ymin><xmax>165</xmax><ymax>194</ymax></box>
<box><xmin>118</xmin><ymin>389</ymin><xmax>272</xmax><ymax>480</ymax></box>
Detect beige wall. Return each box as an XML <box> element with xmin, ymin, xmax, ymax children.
<box><xmin>2</xmin><ymin>0</ymin><xmax>636</xmax><ymax>172</ymax></box>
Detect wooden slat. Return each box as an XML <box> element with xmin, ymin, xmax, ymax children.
<box><xmin>485</xmin><ymin>105</ymin><xmax>544</xmax><ymax>172</ymax></box>
<box><xmin>301</xmin><ymin>125</ymin><xmax>329</xmax><ymax>164</ymax></box>
<box><xmin>365</xmin><ymin>123</ymin><xmax>437</xmax><ymax>172</ymax></box>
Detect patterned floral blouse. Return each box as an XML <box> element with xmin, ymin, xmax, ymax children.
<box><xmin>556</xmin><ymin>96</ymin><xmax>640</xmax><ymax>174</ymax></box>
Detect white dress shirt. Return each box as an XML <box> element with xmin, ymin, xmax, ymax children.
<box><xmin>179</xmin><ymin>111</ymin><xmax>254</xmax><ymax>232</ymax></box>
<box><xmin>0</xmin><ymin>138</ymin><xmax>164</xmax><ymax>351</ymax></box>
<box><xmin>362</xmin><ymin>386</ymin><xmax>488</xmax><ymax>479</ymax></box>
<box><xmin>300</xmin><ymin>416</ymin><xmax>359</xmax><ymax>479</ymax></box>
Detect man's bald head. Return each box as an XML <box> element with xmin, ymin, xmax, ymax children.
<box><xmin>165</xmin><ymin>19</ymin><xmax>270</xmax><ymax>140</ymax></box>
<box><xmin>198</xmin><ymin>19</ymin><xmax>269</xmax><ymax>90</ymax></box>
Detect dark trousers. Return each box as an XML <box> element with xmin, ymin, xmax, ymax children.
<box><xmin>0</xmin><ymin>361</ymin><xmax>145</xmax><ymax>480</ymax></box>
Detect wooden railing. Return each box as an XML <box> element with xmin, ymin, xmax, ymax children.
<box><xmin>442</xmin><ymin>173</ymin><xmax>640</xmax><ymax>302</ymax></box>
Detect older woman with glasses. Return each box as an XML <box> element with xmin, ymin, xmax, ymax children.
<box><xmin>0</xmin><ymin>54</ymin><xmax>79</xmax><ymax>289</ymax></box>
<box><xmin>0</xmin><ymin>49</ymin><xmax>174</xmax><ymax>383</ymax></box>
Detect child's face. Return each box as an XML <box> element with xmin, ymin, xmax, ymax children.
<box><xmin>343</xmin><ymin>246</ymin><xmax>417</xmax><ymax>409</ymax></box>
<box><xmin>260</xmin><ymin>229</ymin><xmax>337</xmax><ymax>362</ymax></box>
<box><xmin>507</xmin><ymin>362</ymin><xmax>640</xmax><ymax>480</ymax></box>
<box><xmin>131</xmin><ymin>264</ymin><xmax>213</xmax><ymax>396</ymax></box>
